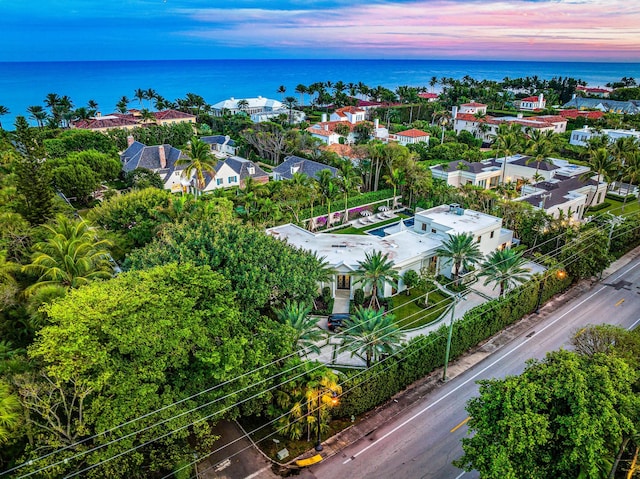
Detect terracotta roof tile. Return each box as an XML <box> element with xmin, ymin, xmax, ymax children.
<box><xmin>396</xmin><ymin>128</ymin><xmax>430</xmax><ymax>138</ymax></box>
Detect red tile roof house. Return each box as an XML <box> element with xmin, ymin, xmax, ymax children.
<box><xmin>329</xmin><ymin>106</ymin><xmax>367</xmax><ymax>123</ymax></box>
<box><xmin>576</xmin><ymin>85</ymin><xmax>612</xmax><ymax>98</ymax></box>
<box><xmin>515</xmin><ymin>94</ymin><xmax>546</xmax><ymax>111</ymax></box>
<box><xmin>72</xmin><ymin>109</ymin><xmax>196</xmax><ymax>132</ymax></box>
<box><xmin>453</xmin><ymin>104</ymin><xmax>567</xmax><ymax>143</ymax></box>
<box><xmin>393</xmin><ymin>128</ymin><xmax>430</xmax><ymax>146</ymax></box>
<box><xmin>418</xmin><ymin>92</ymin><xmax>439</xmax><ymax>102</ymax></box>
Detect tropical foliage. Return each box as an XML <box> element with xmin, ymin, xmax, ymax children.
<box><xmin>352</xmin><ymin>250</ymin><xmax>399</xmax><ymax>310</ymax></box>
<box><xmin>435</xmin><ymin>232</ymin><xmax>483</xmax><ymax>287</ymax></box>
<box><xmin>341</xmin><ymin>307</ymin><xmax>405</xmax><ymax>367</ymax></box>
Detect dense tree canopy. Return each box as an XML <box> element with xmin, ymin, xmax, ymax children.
<box><xmin>124</xmin><ymin>220</ymin><xmax>326</xmax><ymax>314</ymax></box>
<box><xmin>15</xmin><ymin>263</ymin><xmax>295</xmax><ymax>478</ymax></box>
<box><xmin>454</xmin><ymin>348</ymin><xmax>640</xmax><ymax>479</ymax></box>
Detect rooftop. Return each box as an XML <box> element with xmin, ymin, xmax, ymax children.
<box><xmin>418</xmin><ymin>205</ymin><xmax>502</xmax><ymax>234</ymax></box>
<box><xmin>266</xmin><ymin>223</ymin><xmax>441</xmax><ymax>267</ymax></box>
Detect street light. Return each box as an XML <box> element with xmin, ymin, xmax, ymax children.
<box><xmin>535</xmin><ymin>269</ymin><xmax>566</xmax><ymax>314</ymax></box>
<box><xmin>442</xmin><ymin>292</ymin><xmax>464</xmax><ymax>382</ymax></box>
<box><xmin>315</xmin><ymin>390</ymin><xmax>339</xmax><ymax>452</ymax></box>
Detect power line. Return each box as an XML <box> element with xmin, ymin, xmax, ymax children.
<box><xmin>6</xmin><ymin>205</ymin><xmax>637</xmax><ymax>477</ymax></box>
<box><xmin>61</xmin><ymin>222</ymin><xmax>638</xmax><ymax>479</ymax></box>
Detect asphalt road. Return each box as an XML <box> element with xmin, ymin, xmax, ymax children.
<box><xmin>303</xmin><ymin>257</ymin><xmax>640</xmax><ymax>479</ymax></box>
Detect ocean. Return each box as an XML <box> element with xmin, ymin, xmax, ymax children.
<box><xmin>1</xmin><ymin>59</ymin><xmax>640</xmax><ymax>127</ymax></box>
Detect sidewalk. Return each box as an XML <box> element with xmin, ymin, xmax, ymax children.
<box><xmin>291</xmin><ymin>245</ymin><xmax>640</xmax><ymax>474</ymax></box>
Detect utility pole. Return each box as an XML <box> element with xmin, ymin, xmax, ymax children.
<box><xmin>442</xmin><ymin>293</ymin><xmax>463</xmax><ymax>382</ymax></box>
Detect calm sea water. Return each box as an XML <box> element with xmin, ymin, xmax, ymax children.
<box><xmin>1</xmin><ymin>59</ymin><xmax>640</xmax><ymax>127</ymax></box>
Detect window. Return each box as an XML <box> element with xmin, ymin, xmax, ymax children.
<box><xmin>421</xmin><ymin>223</ymin><xmax>427</xmax><ymax>231</ymax></box>
<box><xmin>248</xmin><ymin>167</ymin><xmax>255</xmax><ymax>175</ymax></box>
<box><xmin>476</xmin><ymin>236</ymin><xmax>481</xmax><ymax>243</ymax></box>
<box><xmin>216</xmin><ymin>178</ymin><xmax>223</xmax><ymax>186</ymax></box>
<box><xmin>431</xmin><ymin>228</ymin><xmax>437</xmax><ymax>234</ymax></box>
<box><xmin>228</xmin><ymin>176</ymin><xmax>238</xmax><ymax>183</ymax></box>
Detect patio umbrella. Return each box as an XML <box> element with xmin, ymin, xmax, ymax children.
<box><xmin>360</xmin><ymin>210</ymin><xmax>372</xmax><ymax>216</ymax></box>
<box><xmin>378</xmin><ymin>205</ymin><xmax>389</xmax><ymax>212</ymax></box>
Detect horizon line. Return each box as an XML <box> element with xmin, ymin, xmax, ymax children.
<box><xmin>1</xmin><ymin>58</ymin><xmax>640</xmax><ymax>65</ymax></box>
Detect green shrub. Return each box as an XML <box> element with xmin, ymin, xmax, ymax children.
<box><xmin>353</xmin><ymin>288</ymin><xmax>365</xmax><ymax>306</ymax></box>
<box><xmin>587</xmin><ymin>201</ymin><xmax>611</xmax><ymax>212</ymax></box>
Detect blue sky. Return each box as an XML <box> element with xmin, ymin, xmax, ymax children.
<box><xmin>1</xmin><ymin>0</ymin><xmax>639</xmax><ymax>61</ymax></box>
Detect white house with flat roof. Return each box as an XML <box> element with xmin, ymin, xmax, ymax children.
<box><xmin>266</xmin><ymin>204</ymin><xmax>513</xmax><ymax>299</ymax></box>
<box><xmin>569</xmin><ymin>127</ymin><xmax>640</xmax><ymax>147</ymax></box>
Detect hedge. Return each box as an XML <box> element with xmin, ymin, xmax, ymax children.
<box><xmin>586</xmin><ymin>201</ymin><xmax>612</xmax><ymax>213</ymax></box>
<box><xmin>333</xmin><ymin>273</ymin><xmax>572</xmax><ymax>418</ymax></box>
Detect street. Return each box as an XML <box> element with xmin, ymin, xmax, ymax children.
<box><xmin>301</xmin><ymin>257</ymin><xmax>640</xmax><ymax>479</ymax></box>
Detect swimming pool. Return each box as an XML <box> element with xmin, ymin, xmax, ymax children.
<box><xmin>367</xmin><ymin>217</ymin><xmax>415</xmax><ymax>237</ymax></box>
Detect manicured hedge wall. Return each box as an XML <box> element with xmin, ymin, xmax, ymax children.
<box><xmin>333</xmin><ymin>273</ymin><xmax>572</xmax><ymax>418</ymax></box>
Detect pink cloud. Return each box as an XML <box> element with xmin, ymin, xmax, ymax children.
<box><xmin>177</xmin><ymin>0</ymin><xmax>640</xmax><ymax>60</ymax></box>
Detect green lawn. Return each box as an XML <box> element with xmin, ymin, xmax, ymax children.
<box><xmin>332</xmin><ymin>214</ymin><xmax>410</xmax><ymax>235</ymax></box>
<box><xmin>586</xmin><ymin>197</ymin><xmax>640</xmax><ymax>218</ymax></box>
<box><xmin>390</xmin><ymin>288</ymin><xmax>452</xmax><ymax>330</ymax></box>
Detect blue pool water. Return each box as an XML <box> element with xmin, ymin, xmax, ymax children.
<box><xmin>367</xmin><ymin>217</ymin><xmax>415</xmax><ymax>237</ymax></box>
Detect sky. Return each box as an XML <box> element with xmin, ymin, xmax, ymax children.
<box><xmin>1</xmin><ymin>0</ymin><xmax>639</xmax><ymax>62</ymax></box>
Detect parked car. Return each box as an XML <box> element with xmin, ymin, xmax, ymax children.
<box><xmin>327</xmin><ymin>313</ymin><xmax>350</xmax><ymax>332</ymax></box>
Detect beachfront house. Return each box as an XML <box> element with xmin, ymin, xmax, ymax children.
<box><xmin>202</xmin><ymin>156</ymin><xmax>269</xmax><ymax>191</ymax></box>
<box><xmin>120</xmin><ymin>138</ymin><xmax>189</xmax><ymax>192</ymax></box>
<box><xmin>266</xmin><ymin>205</ymin><xmax>513</xmax><ymax>299</ymax></box>
<box><xmin>272</xmin><ymin>155</ymin><xmax>339</xmax><ymax>181</ymax></box>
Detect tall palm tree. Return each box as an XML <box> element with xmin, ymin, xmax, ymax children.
<box><xmin>341</xmin><ymin>307</ymin><xmax>405</xmax><ymax>367</ymax></box>
<box><xmin>526</xmin><ymin>129</ymin><xmax>556</xmax><ymax>176</ymax></box>
<box><xmin>435</xmin><ymin>232</ymin><xmax>483</xmax><ymax>287</ymax></box>
<box><xmin>22</xmin><ymin>215</ymin><xmax>114</xmax><ymax>295</ymax></box>
<box><xmin>274</xmin><ymin>300</ymin><xmax>325</xmax><ymax>356</ymax></box>
<box><xmin>283</xmin><ymin>96</ymin><xmax>298</xmax><ymax>124</ymax></box>
<box><xmin>609</xmin><ymin>136</ymin><xmax>638</xmax><ymax>191</ymax></box>
<box><xmin>236</xmin><ymin>98</ymin><xmax>249</xmax><ymax>114</ymax></box>
<box><xmin>622</xmin><ymin>151</ymin><xmax>640</xmax><ymax>212</ymax></box>
<box><xmin>583</xmin><ymin>147</ymin><xmax>616</xmax><ymax>209</ymax></box>
<box><xmin>277</xmin><ymin>85</ymin><xmax>287</xmax><ymax>101</ymax></box>
<box><xmin>26</xmin><ymin>105</ymin><xmax>47</xmax><ymax>128</ymax></box>
<box><xmin>134</xmin><ymin>88</ymin><xmax>146</xmax><ymax>107</ymax></box>
<box><xmin>353</xmin><ymin>251</ymin><xmax>399</xmax><ymax>310</ymax></box>
<box><xmin>116</xmin><ymin>95</ymin><xmax>130</xmax><ymax>114</ymax></box>
<box><xmin>0</xmin><ymin>105</ymin><xmax>9</xmax><ymax>130</ymax></box>
<box><xmin>338</xmin><ymin>163</ymin><xmax>362</xmax><ymax>223</ymax></box>
<box><xmin>176</xmin><ymin>137</ymin><xmax>218</xmax><ymax>195</ymax></box>
<box><xmin>382</xmin><ymin>167</ymin><xmax>405</xmax><ymax>208</ymax></box>
<box><xmin>494</xmin><ymin>132</ymin><xmax>520</xmax><ymax>185</ymax></box>
<box><xmin>295</xmin><ymin>84</ymin><xmax>307</xmax><ymax>108</ymax></box>
<box><xmin>478</xmin><ymin>249</ymin><xmax>531</xmax><ymax>297</ymax></box>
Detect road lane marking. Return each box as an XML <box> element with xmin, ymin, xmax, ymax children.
<box><xmin>628</xmin><ymin>318</ymin><xmax>640</xmax><ymax>330</ymax></box>
<box><xmin>342</xmin><ymin>259</ymin><xmax>640</xmax><ymax>465</ymax></box>
<box><xmin>615</xmin><ymin>298</ymin><xmax>625</xmax><ymax>307</ymax></box>
<box><xmin>450</xmin><ymin>417</ymin><xmax>470</xmax><ymax>433</ymax></box>
<box><xmin>454</xmin><ymin>472</ymin><xmax>466</xmax><ymax>479</ymax></box>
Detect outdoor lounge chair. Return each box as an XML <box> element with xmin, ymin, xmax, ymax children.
<box><xmin>377</xmin><ymin>213</ymin><xmax>386</xmax><ymax>220</ymax></box>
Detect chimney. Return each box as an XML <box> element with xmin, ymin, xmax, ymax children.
<box><xmin>158</xmin><ymin>146</ymin><xmax>166</xmax><ymax>168</ymax></box>
<box><xmin>572</xmin><ymin>93</ymin><xmax>576</xmax><ymax>100</ymax></box>
<box><xmin>96</xmin><ymin>111</ymin><xmax>101</xmax><ymax>118</ymax></box>
<box><xmin>127</xmin><ymin>135</ymin><xmax>135</xmax><ymax>147</ymax></box>
<box><xmin>452</xmin><ymin>106</ymin><xmax>458</xmax><ymax>119</ymax></box>
<box><xmin>374</xmin><ymin>118</ymin><xmax>379</xmax><ymax>129</ymax></box>
<box><xmin>324</xmin><ymin>124</ymin><xmax>329</xmax><ymax>131</ymax></box>
<box><xmin>321</xmin><ymin>113</ymin><xmax>327</xmax><ymax>122</ymax></box>
<box><xmin>539</xmin><ymin>93</ymin><xmax>544</xmax><ymax>109</ymax></box>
